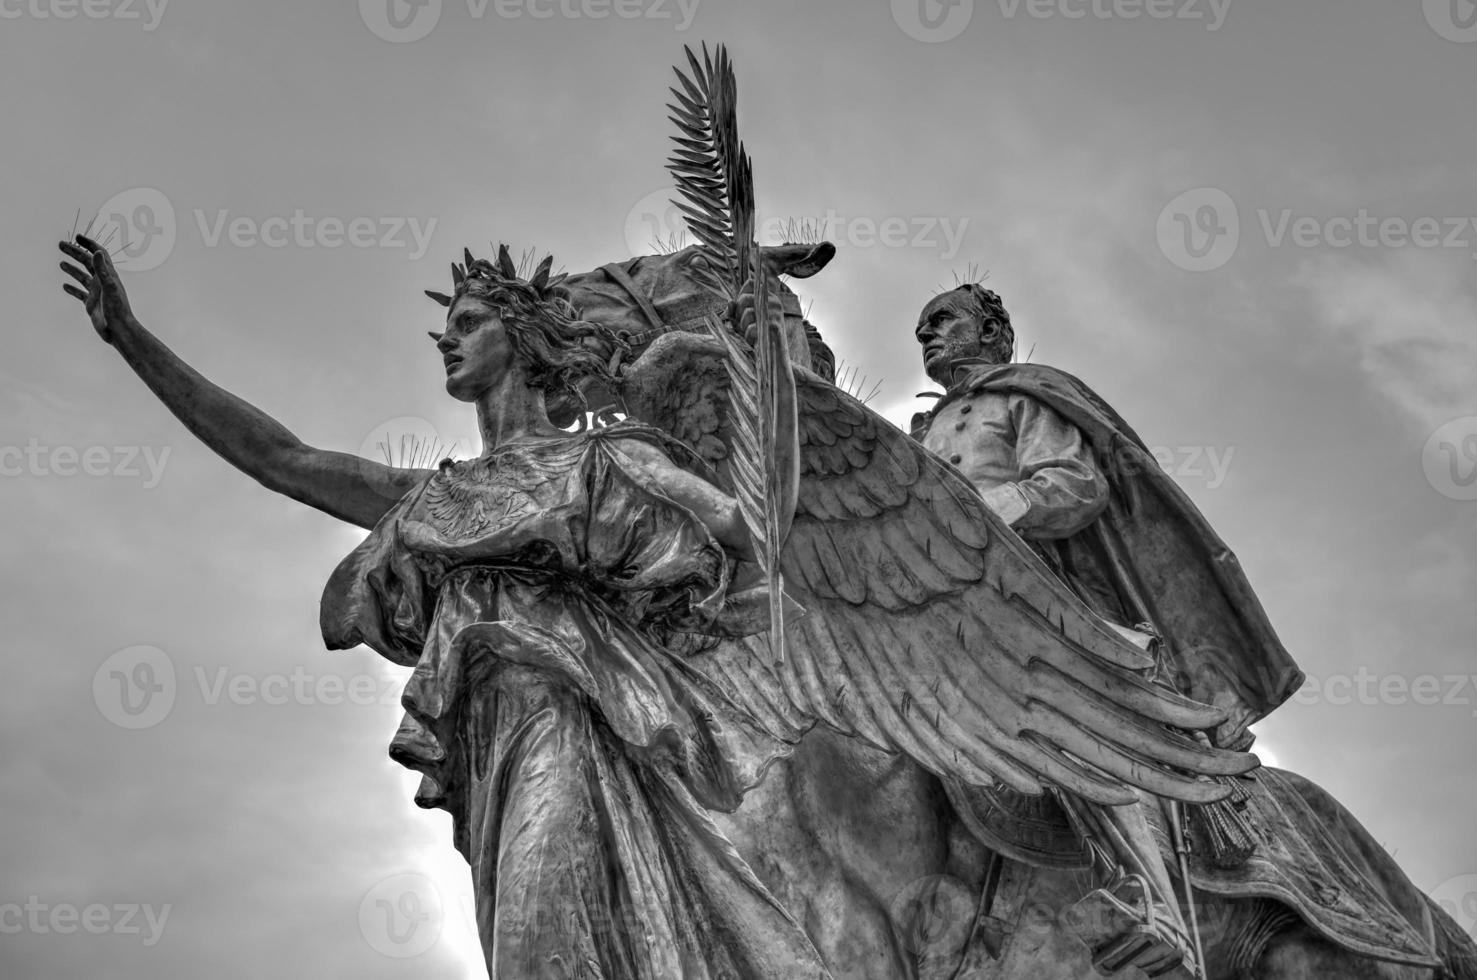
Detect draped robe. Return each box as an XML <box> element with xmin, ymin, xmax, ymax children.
<box><xmin>321</xmin><ymin>424</ymin><xmax>831</xmax><ymax>980</ymax></box>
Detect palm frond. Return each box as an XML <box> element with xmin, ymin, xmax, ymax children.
<box><xmin>666</xmin><ymin>42</ymin><xmax>754</xmax><ymax>301</ymax></box>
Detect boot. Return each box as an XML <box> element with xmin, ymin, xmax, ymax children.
<box><xmin>1063</xmin><ymin>875</ymin><xmax>1196</xmax><ymax>978</ymax></box>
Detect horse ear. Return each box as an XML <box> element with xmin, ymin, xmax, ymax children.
<box><xmin>760</xmin><ymin>241</ymin><xmax>836</xmax><ymax>279</ymax></box>
<box><xmin>496</xmin><ymin>244</ymin><xmax>518</xmax><ymax>279</ymax></box>
<box><xmin>530</xmin><ymin>254</ymin><xmax>554</xmax><ymax>291</ymax></box>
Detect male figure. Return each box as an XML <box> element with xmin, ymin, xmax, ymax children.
<box><xmin>910</xmin><ymin>285</ymin><xmax>1303</xmax><ymax>976</ymax></box>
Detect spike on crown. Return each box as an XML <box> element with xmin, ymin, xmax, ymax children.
<box><xmin>424</xmin><ymin>243</ymin><xmax>569</xmax><ymax>310</ymax></box>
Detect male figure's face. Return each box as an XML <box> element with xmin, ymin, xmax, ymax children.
<box><xmin>915</xmin><ymin>292</ymin><xmax>1003</xmax><ymax>386</ymax></box>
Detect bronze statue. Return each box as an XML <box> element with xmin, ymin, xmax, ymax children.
<box><xmin>54</xmin><ymin>42</ymin><xmax>1477</xmax><ymax>980</ymax></box>
<box><xmin>56</xmin><ymin>225</ymin><xmax>1254</xmax><ymax>977</ymax></box>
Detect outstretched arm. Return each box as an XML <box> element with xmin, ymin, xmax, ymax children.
<box><xmin>58</xmin><ymin>236</ymin><xmax>428</xmax><ymax>529</ymax></box>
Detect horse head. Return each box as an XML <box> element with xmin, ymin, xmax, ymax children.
<box><xmin>563</xmin><ymin>240</ymin><xmax>837</xmax><ymax>378</ymax></box>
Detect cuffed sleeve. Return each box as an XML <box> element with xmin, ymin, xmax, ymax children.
<box><xmin>1007</xmin><ymin>394</ymin><xmax>1109</xmax><ymax>539</ymax></box>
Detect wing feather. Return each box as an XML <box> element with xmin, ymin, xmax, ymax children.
<box><xmin>619</xmin><ymin>333</ymin><xmax>1254</xmax><ymax>806</ymax></box>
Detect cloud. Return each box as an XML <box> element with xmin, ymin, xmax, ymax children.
<box><xmin>1295</xmin><ymin>249</ymin><xmax>1477</xmax><ymax>428</ymax></box>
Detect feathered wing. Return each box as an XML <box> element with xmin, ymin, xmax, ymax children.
<box><xmin>620</xmin><ymin>333</ymin><xmax>1256</xmax><ymax>807</ymax></box>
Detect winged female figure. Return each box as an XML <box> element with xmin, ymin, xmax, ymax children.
<box><xmin>57</xmin><ymin>230</ymin><xmax>1250</xmax><ymax>978</ymax></box>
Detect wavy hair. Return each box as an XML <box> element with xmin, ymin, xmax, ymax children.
<box><xmin>434</xmin><ymin>246</ymin><xmax>627</xmax><ymax>417</ymax></box>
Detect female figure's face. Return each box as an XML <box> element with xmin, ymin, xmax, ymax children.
<box><xmin>438</xmin><ymin>294</ymin><xmax>516</xmax><ymax>402</ymax></box>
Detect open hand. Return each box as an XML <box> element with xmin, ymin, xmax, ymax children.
<box><xmin>59</xmin><ymin>235</ymin><xmax>135</xmax><ymax>344</ymax></box>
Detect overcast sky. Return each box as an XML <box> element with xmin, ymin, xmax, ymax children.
<box><xmin>2</xmin><ymin>0</ymin><xmax>1475</xmax><ymax>976</ymax></box>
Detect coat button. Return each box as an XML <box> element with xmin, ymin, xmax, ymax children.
<box><xmin>960</xmin><ymin>404</ymin><xmax>972</xmax><ymax>415</ymax></box>
<box><xmin>955</xmin><ymin>421</ymin><xmax>966</xmax><ymax>431</ymax></box>
<box><xmin>950</xmin><ymin>454</ymin><xmax>962</xmax><ymax>464</ymax></box>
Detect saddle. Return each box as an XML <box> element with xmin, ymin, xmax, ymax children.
<box><xmin>946</xmin><ymin>767</ymin><xmax>1439</xmax><ymax>969</ymax></box>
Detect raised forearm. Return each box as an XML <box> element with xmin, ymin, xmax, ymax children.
<box><xmin>108</xmin><ymin>318</ymin><xmax>422</xmax><ymax>527</ymax></box>
<box><xmin>112</xmin><ymin>317</ymin><xmax>305</xmax><ymax>480</ymax></box>
<box><xmin>58</xmin><ymin>236</ymin><xmax>416</xmax><ymax>528</ymax></box>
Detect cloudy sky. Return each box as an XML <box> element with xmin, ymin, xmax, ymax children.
<box><xmin>2</xmin><ymin>0</ymin><xmax>1475</xmax><ymax>975</ymax></box>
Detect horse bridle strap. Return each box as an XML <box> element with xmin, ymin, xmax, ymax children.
<box><xmin>599</xmin><ymin>262</ymin><xmax>669</xmax><ymax>345</ymax></box>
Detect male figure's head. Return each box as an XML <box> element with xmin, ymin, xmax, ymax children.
<box><xmin>914</xmin><ymin>284</ymin><xmax>1014</xmax><ymax>387</ymax></box>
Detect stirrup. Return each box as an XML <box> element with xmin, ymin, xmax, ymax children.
<box><xmin>1063</xmin><ymin>876</ymin><xmax>1197</xmax><ymax>978</ymax></box>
